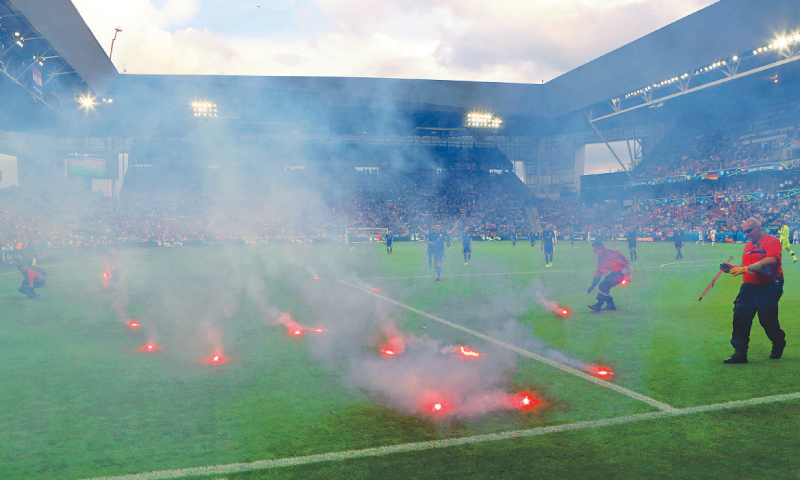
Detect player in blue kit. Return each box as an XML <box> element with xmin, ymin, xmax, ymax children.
<box><xmin>419</xmin><ymin>226</ymin><xmax>435</xmax><ymax>270</ymax></box>
<box><xmin>529</xmin><ymin>231</ymin><xmax>536</xmax><ymax>249</ymax></box>
<box><xmin>542</xmin><ymin>226</ymin><xmax>556</xmax><ymax>267</ymax></box>
<box><xmin>511</xmin><ymin>231</ymin><xmax>517</xmax><ymax>246</ymax></box>
<box><xmin>462</xmin><ymin>227</ymin><xmax>473</xmax><ymax>265</ymax></box>
<box><xmin>423</xmin><ymin>225</ymin><xmax>447</xmax><ymax>281</ymax></box>
<box><xmin>385</xmin><ymin>228</ymin><xmax>393</xmax><ymax>254</ymax></box>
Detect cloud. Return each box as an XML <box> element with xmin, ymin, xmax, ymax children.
<box><xmin>72</xmin><ymin>0</ymin><xmax>716</xmax><ymax>82</ymax></box>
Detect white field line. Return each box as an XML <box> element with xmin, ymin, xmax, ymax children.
<box><xmin>82</xmin><ymin>391</ymin><xmax>800</xmax><ymax>480</ymax></box>
<box><xmin>658</xmin><ymin>260</ymin><xmax>714</xmax><ymax>268</ymax></box>
<box><xmin>0</xmin><ymin>259</ymin><xmax>93</xmax><ymax>277</ymax></box>
<box><xmin>338</xmin><ymin>279</ymin><xmax>677</xmax><ymax>413</ymax></box>
<box><xmin>362</xmin><ymin>262</ymin><xmax>721</xmax><ymax>280</ymax></box>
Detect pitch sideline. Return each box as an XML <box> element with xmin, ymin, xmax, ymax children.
<box><xmin>82</xmin><ymin>391</ymin><xmax>800</xmax><ymax>480</ymax></box>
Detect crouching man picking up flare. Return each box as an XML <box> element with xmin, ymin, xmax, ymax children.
<box><xmin>587</xmin><ymin>241</ymin><xmax>631</xmax><ymax>312</ymax></box>
<box><xmin>721</xmin><ymin>218</ymin><xmax>786</xmax><ymax>364</ymax></box>
<box><xmin>18</xmin><ymin>264</ymin><xmax>46</xmax><ymax>299</ymax></box>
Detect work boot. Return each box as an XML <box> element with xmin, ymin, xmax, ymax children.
<box><xmin>723</xmin><ymin>352</ymin><xmax>748</xmax><ymax>364</ymax></box>
<box><xmin>770</xmin><ymin>340</ymin><xmax>786</xmax><ymax>359</ymax></box>
<box><xmin>603</xmin><ymin>297</ymin><xmax>616</xmax><ymax>310</ymax></box>
<box><xmin>588</xmin><ymin>294</ymin><xmax>604</xmax><ymax>312</ymax></box>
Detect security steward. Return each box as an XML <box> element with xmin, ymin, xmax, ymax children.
<box><xmin>587</xmin><ymin>240</ymin><xmax>631</xmax><ymax>311</ymax></box>
<box><xmin>18</xmin><ymin>264</ymin><xmax>47</xmax><ymax>299</ymax></box>
<box><xmin>721</xmin><ymin>218</ymin><xmax>786</xmax><ymax>364</ymax></box>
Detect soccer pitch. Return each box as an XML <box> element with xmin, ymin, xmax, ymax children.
<box><xmin>3</xmin><ymin>240</ymin><xmax>800</xmax><ymax>479</ymax></box>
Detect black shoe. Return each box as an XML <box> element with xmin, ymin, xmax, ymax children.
<box><xmin>770</xmin><ymin>341</ymin><xmax>786</xmax><ymax>359</ymax></box>
<box><xmin>723</xmin><ymin>352</ymin><xmax>748</xmax><ymax>364</ymax></box>
<box><xmin>588</xmin><ymin>304</ymin><xmax>602</xmax><ymax>312</ymax></box>
<box><xmin>603</xmin><ymin>304</ymin><xmax>616</xmax><ymax>310</ymax></box>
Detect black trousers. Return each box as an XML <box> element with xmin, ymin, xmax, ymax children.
<box><xmin>731</xmin><ymin>279</ymin><xmax>785</xmax><ymax>352</ymax></box>
<box><xmin>598</xmin><ymin>271</ymin><xmax>624</xmax><ymax>296</ymax></box>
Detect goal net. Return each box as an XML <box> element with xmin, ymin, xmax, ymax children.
<box><xmin>345</xmin><ymin>227</ymin><xmax>389</xmax><ymax>243</ymax></box>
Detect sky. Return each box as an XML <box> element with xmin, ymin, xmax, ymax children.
<box><xmin>72</xmin><ymin>0</ymin><xmax>718</xmax><ymax>83</ymax></box>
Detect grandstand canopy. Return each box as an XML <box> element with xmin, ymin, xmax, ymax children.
<box><xmin>3</xmin><ymin>0</ymin><xmax>800</xmax><ymax>136</ymax></box>
<box><xmin>0</xmin><ymin>0</ymin><xmax>116</xmax><ymax>107</ymax></box>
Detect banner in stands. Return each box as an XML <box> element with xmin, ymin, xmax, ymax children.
<box><xmin>777</xmin><ymin>189</ymin><xmax>800</xmax><ymax>199</ymax></box>
<box><xmin>638</xmin><ymin>190</ymin><xmax>794</xmax><ymax>206</ymax></box>
<box><xmin>626</xmin><ymin>159</ymin><xmax>800</xmax><ymax>188</ymax></box>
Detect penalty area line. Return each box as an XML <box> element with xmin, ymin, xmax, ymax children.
<box><xmin>81</xmin><ymin>392</ymin><xmax>800</xmax><ymax>480</ymax></box>
<box><xmin>337</xmin><ymin>279</ymin><xmax>677</xmax><ymax>413</ymax></box>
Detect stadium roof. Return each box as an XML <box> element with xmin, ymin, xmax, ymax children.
<box><xmin>3</xmin><ymin>0</ymin><xmax>800</xmax><ymax>124</ymax></box>
<box><xmin>106</xmin><ymin>0</ymin><xmax>800</xmax><ymax>125</ymax></box>
<box><xmin>0</xmin><ymin>0</ymin><xmax>116</xmax><ymax>106</ymax></box>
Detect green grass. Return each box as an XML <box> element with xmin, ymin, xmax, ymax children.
<box><xmin>1</xmin><ymin>240</ymin><xmax>798</xmax><ymax>479</ymax></box>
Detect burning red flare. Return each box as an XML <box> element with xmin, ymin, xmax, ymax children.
<box><xmin>423</xmin><ymin>398</ymin><xmax>450</xmax><ymax>414</ymax></box>
<box><xmin>381</xmin><ymin>348</ymin><xmax>396</xmax><ymax>357</ymax></box>
<box><xmin>620</xmin><ymin>279</ymin><xmax>628</xmax><ymax>286</ymax></box>
<box><xmin>311</xmin><ymin>328</ymin><xmax>325</xmax><ymax>333</ymax></box>
<box><xmin>556</xmin><ymin>307</ymin><xmax>572</xmax><ymax>317</ymax></box>
<box><xmin>204</xmin><ymin>351</ymin><xmax>230</xmax><ymax>365</ymax></box>
<box><xmin>314</xmin><ymin>276</ymin><xmax>320</xmax><ymax>280</ymax></box>
<box><xmin>508</xmin><ymin>391</ymin><xmax>542</xmax><ymax>411</ymax></box>
<box><xmin>373</xmin><ymin>287</ymin><xmax>381</xmax><ymax>292</ymax></box>
<box><xmin>139</xmin><ymin>342</ymin><xmax>160</xmax><ymax>352</ymax></box>
<box><xmin>458</xmin><ymin>346</ymin><xmax>481</xmax><ymax>358</ymax></box>
<box><xmin>590</xmin><ymin>366</ymin><xmax>614</xmax><ymax>379</ymax></box>
<box><xmin>126</xmin><ymin>319</ymin><xmax>140</xmax><ymax>328</ymax></box>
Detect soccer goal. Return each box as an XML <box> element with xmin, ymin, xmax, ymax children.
<box><xmin>345</xmin><ymin>227</ymin><xmax>389</xmax><ymax>243</ymax></box>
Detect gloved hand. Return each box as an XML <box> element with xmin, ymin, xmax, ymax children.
<box><xmin>728</xmin><ymin>266</ymin><xmax>748</xmax><ymax>276</ymax></box>
<box><xmin>588</xmin><ymin>275</ymin><xmax>601</xmax><ymax>293</ymax></box>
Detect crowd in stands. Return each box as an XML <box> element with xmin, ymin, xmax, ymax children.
<box><xmin>1</xmin><ymin>161</ymin><xmax>535</xmax><ymax>255</ymax></box>
<box><xmin>7</xmin><ymin>106</ymin><xmax>800</xmax><ymax>258</ymax></box>
<box><xmin>631</xmin><ymin>125</ymin><xmax>800</xmax><ymax>180</ymax></box>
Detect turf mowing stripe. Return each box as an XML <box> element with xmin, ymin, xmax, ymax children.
<box><xmin>362</xmin><ymin>262</ymin><xmax>721</xmax><ymax>280</ymax></box>
<box><xmin>81</xmin><ymin>392</ymin><xmax>800</xmax><ymax>480</ymax></box>
<box><xmin>338</xmin><ymin>279</ymin><xmax>678</xmax><ymax>413</ymax></box>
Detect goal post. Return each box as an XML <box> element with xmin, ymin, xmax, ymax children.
<box><xmin>346</xmin><ymin>227</ymin><xmax>389</xmax><ymax>243</ymax></box>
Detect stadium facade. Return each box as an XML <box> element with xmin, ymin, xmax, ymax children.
<box><xmin>1</xmin><ymin>0</ymin><xmax>800</xmax><ymax>197</ymax></box>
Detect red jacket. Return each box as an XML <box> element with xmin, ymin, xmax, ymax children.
<box><xmin>742</xmin><ymin>234</ymin><xmax>782</xmax><ymax>285</ymax></box>
<box><xmin>595</xmin><ymin>248</ymin><xmax>630</xmax><ymax>277</ymax></box>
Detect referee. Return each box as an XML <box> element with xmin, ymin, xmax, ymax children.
<box><xmin>721</xmin><ymin>218</ymin><xmax>786</xmax><ymax>364</ymax></box>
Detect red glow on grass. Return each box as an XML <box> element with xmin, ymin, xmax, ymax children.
<box><xmin>458</xmin><ymin>346</ymin><xmax>481</xmax><ymax>358</ymax></box>
<box><xmin>508</xmin><ymin>391</ymin><xmax>542</xmax><ymax>411</ymax></box>
<box><xmin>139</xmin><ymin>342</ymin><xmax>160</xmax><ymax>352</ymax></box>
<box><xmin>556</xmin><ymin>307</ymin><xmax>572</xmax><ymax>317</ymax></box>
<box><xmin>204</xmin><ymin>351</ymin><xmax>230</xmax><ymax>365</ymax></box>
<box><xmin>314</xmin><ymin>276</ymin><xmax>320</xmax><ymax>280</ymax></box>
<box><xmin>311</xmin><ymin>328</ymin><xmax>325</xmax><ymax>333</ymax></box>
<box><xmin>590</xmin><ymin>365</ymin><xmax>614</xmax><ymax>379</ymax></box>
<box><xmin>373</xmin><ymin>287</ymin><xmax>381</xmax><ymax>291</ymax></box>
<box><xmin>420</xmin><ymin>391</ymin><xmax>451</xmax><ymax>415</ymax></box>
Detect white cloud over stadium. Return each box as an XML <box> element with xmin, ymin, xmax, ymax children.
<box><xmin>73</xmin><ymin>0</ymin><xmax>716</xmax><ymax>82</ymax></box>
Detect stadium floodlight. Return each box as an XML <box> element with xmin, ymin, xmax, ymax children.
<box><xmin>191</xmin><ymin>100</ymin><xmax>218</xmax><ymax>118</ymax></box>
<box><xmin>465</xmin><ymin>111</ymin><xmax>502</xmax><ymax>129</ymax></box>
<box><xmin>78</xmin><ymin>95</ymin><xmax>96</xmax><ymax>110</ymax></box>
